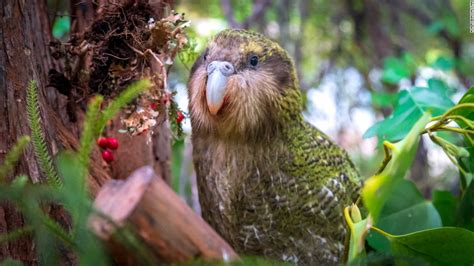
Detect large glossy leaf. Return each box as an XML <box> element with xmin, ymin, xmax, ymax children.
<box><xmin>455</xmin><ymin>180</ymin><xmax>474</xmax><ymax>231</ymax></box>
<box><xmin>371</xmin><ymin>91</ymin><xmax>398</xmax><ymax>108</ymax></box>
<box><xmin>387</xmin><ymin>227</ymin><xmax>474</xmax><ymax>265</ymax></box>
<box><xmin>367</xmin><ymin>180</ymin><xmax>442</xmax><ymax>251</ymax></box>
<box><xmin>364</xmin><ymin>86</ymin><xmax>454</xmax><ymax>141</ymax></box>
<box><xmin>432</xmin><ymin>190</ymin><xmax>457</xmax><ymax>227</ymax></box>
<box><xmin>362</xmin><ymin>113</ymin><xmax>431</xmax><ymax>222</ymax></box>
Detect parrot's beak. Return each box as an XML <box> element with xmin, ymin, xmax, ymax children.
<box><xmin>206</xmin><ymin>61</ymin><xmax>235</xmax><ymax>115</ymax></box>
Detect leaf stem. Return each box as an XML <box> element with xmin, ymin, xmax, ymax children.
<box><xmin>370</xmin><ymin>226</ymin><xmax>393</xmax><ymax>239</ymax></box>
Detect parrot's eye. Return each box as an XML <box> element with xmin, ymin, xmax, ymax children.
<box><xmin>249</xmin><ymin>55</ymin><xmax>259</xmax><ymax>67</ymax></box>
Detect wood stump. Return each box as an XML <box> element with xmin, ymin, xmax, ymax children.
<box><xmin>89</xmin><ymin>166</ymin><xmax>238</xmax><ymax>264</ymax></box>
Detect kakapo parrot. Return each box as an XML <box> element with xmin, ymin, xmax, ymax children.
<box><xmin>188</xmin><ymin>29</ymin><xmax>361</xmax><ymax>265</ymax></box>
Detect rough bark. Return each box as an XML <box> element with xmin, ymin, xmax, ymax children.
<box><xmin>90</xmin><ymin>166</ymin><xmax>238</xmax><ymax>264</ymax></box>
<box><xmin>0</xmin><ymin>0</ymin><xmax>63</xmax><ymax>262</ymax></box>
<box><xmin>0</xmin><ymin>0</ymin><xmax>173</xmax><ymax>262</ymax></box>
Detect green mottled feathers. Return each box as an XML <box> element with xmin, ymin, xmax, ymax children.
<box><xmin>188</xmin><ymin>29</ymin><xmax>361</xmax><ymax>265</ymax></box>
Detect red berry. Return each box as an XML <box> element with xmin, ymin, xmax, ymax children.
<box><xmin>96</xmin><ymin>137</ymin><xmax>109</xmax><ymax>149</ymax></box>
<box><xmin>150</xmin><ymin>103</ymin><xmax>158</xmax><ymax>110</ymax></box>
<box><xmin>176</xmin><ymin>111</ymin><xmax>185</xmax><ymax>123</ymax></box>
<box><xmin>101</xmin><ymin>150</ymin><xmax>114</xmax><ymax>163</ymax></box>
<box><xmin>107</xmin><ymin>137</ymin><xmax>119</xmax><ymax>150</ymax></box>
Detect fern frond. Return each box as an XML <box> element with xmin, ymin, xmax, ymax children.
<box><xmin>78</xmin><ymin>95</ymin><xmax>103</xmax><ymax>184</ymax></box>
<box><xmin>0</xmin><ymin>225</ymin><xmax>33</xmax><ymax>244</ymax></box>
<box><xmin>0</xmin><ymin>258</ymin><xmax>24</xmax><ymax>266</ymax></box>
<box><xmin>0</xmin><ymin>136</ymin><xmax>30</xmax><ymax>182</ymax></box>
<box><xmin>26</xmin><ymin>80</ymin><xmax>62</xmax><ymax>187</ymax></box>
<box><xmin>96</xmin><ymin>79</ymin><xmax>152</xmax><ymax>135</ymax></box>
<box><xmin>39</xmin><ymin>209</ymin><xmax>76</xmax><ymax>248</ymax></box>
<box><xmin>79</xmin><ymin>80</ymin><xmax>151</xmax><ymax>174</ymax></box>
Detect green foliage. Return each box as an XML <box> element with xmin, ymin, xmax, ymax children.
<box><xmin>362</xmin><ymin>113</ymin><xmax>430</xmax><ymax>222</ymax></box>
<box><xmin>181</xmin><ymin>256</ymin><xmax>290</xmax><ymax>266</ymax></box>
<box><xmin>0</xmin><ymin>80</ymin><xmax>152</xmax><ymax>265</ymax></box>
<box><xmin>344</xmin><ymin>204</ymin><xmax>369</xmax><ymax>262</ymax></box>
<box><xmin>432</xmin><ymin>190</ymin><xmax>457</xmax><ymax>226</ymax></box>
<box><xmin>0</xmin><ymin>259</ymin><xmax>24</xmax><ymax>266</ymax></box>
<box><xmin>97</xmin><ymin>80</ymin><xmax>152</xmax><ymax>135</ymax></box>
<box><xmin>26</xmin><ymin>80</ymin><xmax>62</xmax><ymax>187</ymax></box>
<box><xmin>370</xmin><ymin>92</ymin><xmax>397</xmax><ymax>108</ymax></box>
<box><xmin>26</xmin><ymin>80</ymin><xmax>62</xmax><ymax>186</ymax></box>
<box><xmin>373</xmin><ymin>227</ymin><xmax>474</xmax><ymax>265</ymax></box>
<box><xmin>366</xmin><ymin>179</ymin><xmax>442</xmax><ymax>252</ymax></box>
<box><xmin>77</xmin><ymin>95</ymin><xmax>103</xmax><ymax>203</ymax></box>
<box><xmin>364</xmin><ymin>84</ymin><xmax>454</xmax><ymax>142</ymax></box>
<box><xmin>431</xmin><ymin>56</ymin><xmax>456</xmax><ymax>71</ymax></box>
<box><xmin>178</xmin><ymin>28</ymin><xmax>199</xmax><ymax>68</ymax></box>
<box><xmin>0</xmin><ymin>136</ymin><xmax>30</xmax><ymax>182</ymax></box>
<box><xmin>0</xmin><ymin>223</ymin><xmax>33</xmax><ymax>244</ymax></box>
<box><xmin>381</xmin><ymin>53</ymin><xmax>417</xmax><ymax>84</ymax></box>
<box><xmin>52</xmin><ymin>15</ymin><xmax>70</xmax><ymax>39</ymax></box>
<box><xmin>456</xmin><ymin>181</ymin><xmax>474</xmax><ymax>231</ymax></box>
<box><xmin>348</xmin><ymin>84</ymin><xmax>474</xmax><ymax>265</ymax></box>
<box><xmin>55</xmin><ymin>152</ymin><xmax>109</xmax><ymax>266</ymax></box>
<box><xmin>171</xmin><ymin>138</ymin><xmax>185</xmax><ymax>192</ymax></box>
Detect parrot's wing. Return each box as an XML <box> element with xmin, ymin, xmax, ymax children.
<box><xmin>275</xmin><ymin>121</ymin><xmax>361</xmax><ymax>232</ymax></box>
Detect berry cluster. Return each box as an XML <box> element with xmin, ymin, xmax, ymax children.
<box><xmin>176</xmin><ymin>111</ymin><xmax>185</xmax><ymax>123</ymax></box>
<box><xmin>97</xmin><ymin>137</ymin><xmax>119</xmax><ymax>163</ymax></box>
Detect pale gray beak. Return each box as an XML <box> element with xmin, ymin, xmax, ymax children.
<box><xmin>206</xmin><ymin>61</ymin><xmax>235</xmax><ymax>115</ymax></box>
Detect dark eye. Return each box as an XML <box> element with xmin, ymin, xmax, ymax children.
<box><xmin>249</xmin><ymin>55</ymin><xmax>259</xmax><ymax>67</ymax></box>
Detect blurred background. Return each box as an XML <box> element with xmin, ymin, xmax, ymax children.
<box><xmin>48</xmin><ymin>0</ymin><xmax>474</xmax><ymax>211</ymax></box>
<box><xmin>158</xmin><ymin>0</ymin><xmax>474</xmax><ymax>211</ymax></box>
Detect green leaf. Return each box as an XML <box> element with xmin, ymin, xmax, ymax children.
<box><xmin>26</xmin><ymin>80</ymin><xmax>62</xmax><ymax>187</ymax></box>
<box><xmin>364</xmin><ymin>86</ymin><xmax>454</xmax><ymax>141</ymax></box>
<box><xmin>367</xmin><ymin>180</ymin><xmax>442</xmax><ymax>251</ymax></box>
<box><xmin>0</xmin><ymin>136</ymin><xmax>30</xmax><ymax>182</ymax></box>
<box><xmin>432</xmin><ymin>190</ymin><xmax>458</xmax><ymax>226</ymax></box>
<box><xmin>371</xmin><ymin>92</ymin><xmax>398</xmax><ymax>108</ymax></box>
<box><xmin>455</xmin><ymin>180</ymin><xmax>474</xmax><ymax>231</ymax></box>
<box><xmin>0</xmin><ymin>259</ymin><xmax>24</xmax><ymax>266</ymax></box>
<box><xmin>452</xmin><ymin>87</ymin><xmax>474</xmax><ymax>187</ymax></box>
<box><xmin>459</xmin><ymin>149</ymin><xmax>474</xmax><ymax>190</ymax></box>
<box><xmin>453</xmin><ymin>86</ymin><xmax>474</xmax><ymax>128</ymax></box>
<box><xmin>442</xmin><ymin>15</ymin><xmax>460</xmax><ymax>38</ymax></box>
<box><xmin>431</xmin><ymin>56</ymin><xmax>456</xmax><ymax>71</ymax></box>
<box><xmin>427</xmin><ymin>21</ymin><xmax>444</xmax><ymax>34</ymax></box>
<box><xmin>55</xmin><ymin>152</ymin><xmax>109</xmax><ymax>266</ymax></box>
<box><xmin>385</xmin><ymin>227</ymin><xmax>474</xmax><ymax>265</ymax></box>
<box><xmin>362</xmin><ymin>113</ymin><xmax>431</xmax><ymax>222</ymax></box>
<box><xmin>97</xmin><ymin>79</ymin><xmax>152</xmax><ymax>135</ymax></box>
<box><xmin>427</xmin><ymin>78</ymin><xmax>454</xmax><ymax>96</ymax></box>
<box><xmin>52</xmin><ymin>16</ymin><xmax>70</xmax><ymax>39</ymax></box>
<box><xmin>381</xmin><ymin>53</ymin><xmax>416</xmax><ymax>84</ymax></box>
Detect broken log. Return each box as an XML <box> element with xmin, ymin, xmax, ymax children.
<box><xmin>89</xmin><ymin>166</ymin><xmax>238</xmax><ymax>264</ymax></box>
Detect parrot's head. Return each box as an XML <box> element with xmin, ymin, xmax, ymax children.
<box><xmin>188</xmin><ymin>29</ymin><xmax>303</xmax><ymax>141</ymax></box>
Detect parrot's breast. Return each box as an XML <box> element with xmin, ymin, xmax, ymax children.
<box><xmin>192</xmin><ymin>134</ymin><xmax>359</xmax><ymax>265</ymax></box>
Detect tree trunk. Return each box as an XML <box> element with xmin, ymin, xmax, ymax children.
<box><xmin>0</xmin><ymin>0</ymin><xmax>173</xmax><ymax>262</ymax></box>
<box><xmin>0</xmin><ymin>0</ymin><xmax>63</xmax><ymax>262</ymax></box>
